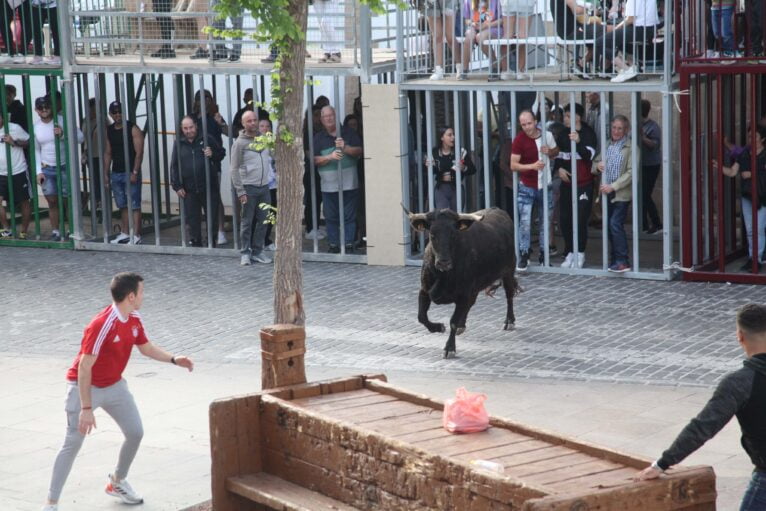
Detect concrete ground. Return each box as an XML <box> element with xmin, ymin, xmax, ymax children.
<box><xmin>1</xmin><ymin>247</ymin><xmax>761</xmax><ymax>510</ymax></box>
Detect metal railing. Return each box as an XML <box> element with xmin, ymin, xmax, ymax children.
<box><xmin>0</xmin><ymin>1</ymin><xmax>63</xmax><ymax>66</ymax></box>
<box><xmin>396</xmin><ymin>0</ymin><xmax>671</xmax><ymax>83</ymax></box>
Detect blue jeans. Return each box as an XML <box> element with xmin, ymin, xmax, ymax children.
<box><xmin>741</xmin><ymin>197</ymin><xmax>766</xmax><ymax>261</ymax></box>
<box><xmin>607</xmin><ymin>198</ymin><xmax>630</xmax><ymax>265</ymax></box>
<box><xmin>740</xmin><ymin>471</ymin><xmax>766</xmax><ymax>511</ymax></box>
<box><xmin>711</xmin><ymin>6</ymin><xmax>735</xmax><ymax>52</ymax></box>
<box><xmin>323</xmin><ymin>189</ymin><xmax>359</xmax><ymax>247</ymax></box>
<box><xmin>41</xmin><ymin>165</ymin><xmax>69</xmax><ymax>197</ymax></box>
<box><xmin>110</xmin><ymin>172</ymin><xmax>142</xmax><ymax>209</ymax></box>
<box><xmin>517</xmin><ymin>183</ymin><xmax>553</xmax><ymax>253</ymax></box>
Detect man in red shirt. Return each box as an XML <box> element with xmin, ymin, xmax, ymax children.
<box><xmin>43</xmin><ymin>272</ymin><xmax>193</xmax><ymax>511</ymax></box>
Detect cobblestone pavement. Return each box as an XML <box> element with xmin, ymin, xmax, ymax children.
<box><xmin>3</xmin><ymin>247</ymin><xmax>765</xmax><ymax>387</ymax></box>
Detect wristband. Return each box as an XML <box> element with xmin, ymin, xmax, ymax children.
<box><xmin>171</xmin><ymin>356</ymin><xmax>177</xmax><ymax>365</ymax></box>
<box><xmin>651</xmin><ymin>460</ymin><xmax>665</xmax><ymax>472</ymax></box>
<box><xmin>81</xmin><ymin>406</ymin><xmax>92</xmax><ymax>410</ymax></box>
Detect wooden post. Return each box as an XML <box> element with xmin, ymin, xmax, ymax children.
<box><xmin>260</xmin><ymin>324</ymin><xmax>307</xmax><ymax>389</ymax></box>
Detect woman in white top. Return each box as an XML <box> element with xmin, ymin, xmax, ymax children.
<box><xmin>498</xmin><ymin>0</ymin><xmax>537</xmax><ymax>79</ymax></box>
<box><xmin>593</xmin><ymin>0</ymin><xmax>660</xmax><ymax>82</ymax></box>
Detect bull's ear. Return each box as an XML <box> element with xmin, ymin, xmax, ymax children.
<box><xmin>408</xmin><ymin>213</ymin><xmax>429</xmax><ymax>232</ymax></box>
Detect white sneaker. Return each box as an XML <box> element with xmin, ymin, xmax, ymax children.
<box><xmin>500</xmin><ymin>71</ymin><xmax>512</xmax><ymax>81</ymax></box>
<box><xmin>560</xmin><ymin>252</ymin><xmax>574</xmax><ymax>268</ymax></box>
<box><xmin>105</xmin><ymin>474</ymin><xmax>143</xmax><ymax>504</ymax></box>
<box><xmin>265</xmin><ymin>243</ymin><xmax>276</xmax><ymax>251</ymax></box>
<box><xmin>41</xmin><ymin>505</ymin><xmax>58</xmax><ymax>511</ymax></box>
<box><xmin>217</xmin><ymin>231</ymin><xmax>228</xmax><ymax>245</ymax></box>
<box><xmin>110</xmin><ymin>233</ymin><xmax>130</xmax><ymax>244</ymax></box>
<box><xmin>12</xmin><ymin>54</ymin><xmax>25</xmax><ymax>64</ymax></box>
<box><xmin>453</xmin><ymin>64</ymin><xmax>463</xmax><ymax>80</ymax></box>
<box><xmin>304</xmin><ymin>228</ymin><xmax>325</xmax><ymax>240</ymax></box>
<box><xmin>0</xmin><ymin>53</ymin><xmax>12</xmax><ymax>64</ymax></box>
<box><xmin>610</xmin><ymin>65</ymin><xmax>638</xmax><ymax>83</ymax></box>
<box><xmin>27</xmin><ymin>55</ymin><xmax>44</xmax><ymax>65</ymax></box>
<box><xmin>429</xmin><ymin>65</ymin><xmax>444</xmax><ymax>80</ymax></box>
<box><xmin>251</xmin><ymin>252</ymin><xmax>273</xmax><ymax>264</ymax></box>
<box><xmin>705</xmin><ymin>50</ymin><xmax>719</xmax><ymax>58</ymax></box>
<box><xmin>516</xmin><ymin>72</ymin><xmax>529</xmax><ymax>80</ymax></box>
<box><xmin>131</xmin><ymin>235</ymin><xmax>142</xmax><ymax>245</ymax></box>
<box><xmin>44</xmin><ymin>56</ymin><xmax>61</xmax><ymax>66</ymax></box>
<box><xmin>240</xmin><ymin>253</ymin><xmax>251</xmax><ymax>266</ymax></box>
<box><xmin>575</xmin><ymin>252</ymin><xmax>586</xmax><ymax>268</ymax></box>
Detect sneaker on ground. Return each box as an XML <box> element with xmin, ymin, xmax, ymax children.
<box><xmin>240</xmin><ymin>253</ymin><xmax>251</xmax><ymax>266</ymax></box>
<box><xmin>228</xmin><ymin>55</ymin><xmax>240</xmax><ymax>62</ymax></box>
<box><xmin>608</xmin><ymin>262</ymin><xmax>630</xmax><ymax>273</ymax></box>
<box><xmin>44</xmin><ymin>56</ymin><xmax>61</xmax><ymax>65</ymax></box>
<box><xmin>105</xmin><ymin>474</ymin><xmax>143</xmax><ymax>505</ymax></box>
<box><xmin>560</xmin><ymin>252</ymin><xmax>574</xmax><ymax>268</ymax></box>
<box><xmin>11</xmin><ymin>54</ymin><xmax>24</xmax><ymax>63</ymax></box>
<box><xmin>549</xmin><ymin>244</ymin><xmax>558</xmax><ymax>256</ymax></box>
<box><xmin>516</xmin><ymin>72</ymin><xmax>529</xmax><ymax>80</ymax></box>
<box><xmin>190</xmin><ymin>48</ymin><xmax>209</xmax><ymax>60</ymax></box>
<box><xmin>318</xmin><ymin>52</ymin><xmax>332</xmax><ymax>63</ymax></box>
<box><xmin>28</xmin><ymin>55</ymin><xmax>44</xmax><ymax>65</ymax></box>
<box><xmin>251</xmin><ymin>252</ymin><xmax>273</xmax><ymax>264</ymax></box>
<box><xmin>500</xmin><ymin>71</ymin><xmax>513</xmax><ymax>81</ymax></box>
<box><xmin>0</xmin><ymin>53</ymin><xmax>11</xmax><ymax>64</ymax></box>
<box><xmin>575</xmin><ymin>252</ymin><xmax>586</xmax><ymax>268</ymax></box>
<box><xmin>110</xmin><ymin>233</ymin><xmax>130</xmax><ymax>244</ymax></box>
<box><xmin>18</xmin><ymin>231</ymin><xmax>27</xmax><ymax>239</ymax></box>
<box><xmin>610</xmin><ymin>66</ymin><xmax>638</xmax><ymax>83</ymax></box>
<box><xmin>265</xmin><ymin>243</ymin><xmax>276</xmax><ymax>251</ymax></box>
<box><xmin>49</xmin><ymin>231</ymin><xmax>62</xmax><ymax>242</ymax></box>
<box><xmin>429</xmin><ymin>66</ymin><xmax>445</xmax><ymax>80</ymax></box>
<box><xmin>0</xmin><ymin>229</ymin><xmax>11</xmax><ymax>237</ymax></box>
<box><xmin>131</xmin><ymin>235</ymin><xmax>142</xmax><ymax>245</ymax></box>
<box><xmin>305</xmin><ymin>228</ymin><xmax>325</xmax><ymax>240</ymax></box>
<box><xmin>217</xmin><ymin>231</ymin><xmax>228</xmax><ymax>245</ymax></box>
<box><xmin>328</xmin><ymin>244</ymin><xmax>340</xmax><ymax>254</ymax></box>
<box><xmin>456</xmin><ymin>73</ymin><xmax>467</xmax><ymax>81</ymax></box>
<box><xmin>330</xmin><ymin>52</ymin><xmax>342</xmax><ymax>63</ymax></box>
<box><xmin>516</xmin><ymin>251</ymin><xmax>529</xmax><ymax>271</ymax></box>
<box><xmin>487</xmin><ymin>73</ymin><xmax>500</xmax><ymax>82</ymax></box>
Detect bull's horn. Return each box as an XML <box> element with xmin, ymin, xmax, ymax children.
<box><xmin>458</xmin><ymin>212</ymin><xmax>483</xmax><ymax>223</ymax></box>
<box><xmin>400</xmin><ymin>202</ymin><xmax>412</xmax><ymax>216</ymax></box>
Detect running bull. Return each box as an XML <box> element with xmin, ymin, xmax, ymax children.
<box><xmin>405</xmin><ymin>206</ymin><xmax>519</xmax><ymax>358</ymax></box>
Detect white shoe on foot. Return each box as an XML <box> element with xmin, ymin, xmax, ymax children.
<box><xmin>105</xmin><ymin>474</ymin><xmax>143</xmax><ymax>504</ymax></box>
<box><xmin>240</xmin><ymin>253</ymin><xmax>251</xmax><ymax>266</ymax></box>
<box><xmin>217</xmin><ymin>231</ymin><xmax>228</xmax><ymax>245</ymax></box>
<box><xmin>610</xmin><ymin>65</ymin><xmax>638</xmax><ymax>83</ymax></box>
<box><xmin>110</xmin><ymin>232</ymin><xmax>130</xmax><ymax>244</ymax></box>
<box><xmin>560</xmin><ymin>252</ymin><xmax>574</xmax><ymax>268</ymax></box>
<box><xmin>304</xmin><ymin>228</ymin><xmax>325</xmax><ymax>240</ymax></box>
<box><xmin>575</xmin><ymin>252</ymin><xmax>586</xmax><ymax>268</ymax></box>
<box><xmin>251</xmin><ymin>252</ymin><xmax>273</xmax><ymax>264</ymax></box>
<box><xmin>429</xmin><ymin>66</ymin><xmax>444</xmax><ymax>80</ymax></box>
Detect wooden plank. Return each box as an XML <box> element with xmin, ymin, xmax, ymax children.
<box><xmin>523</xmin><ymin>466</ymin><xmax>716</xmax><ymax>511</ymax></box>
<box><xmin>393</xmin><ymin>426</ymin><xmax>454</xmax><ymax>444</ymax></box>
<box><xmin>259</xmin><ymin>396</ymin><xmax>549</xmax><ymax>506</ymax></box>
<box><xmin>298</xmin><ymin>393</ymin><xmax>401</xmax><ymax>413</ymax></box>
<box><xmin>327</xmin><ymin>400</ymin><xmax>435</xmax><ymax>423</ymax></box>
<box><xmin>227</xmin><ymin>473</ymin><xmax>361</xmax><ymax>510</ymax></box>
<box><xmin>365</xmin><ymin>378</ymin><xmax>444</xmax><ymax>411</ymax></box>
<box><xmin>291</xmin><ymin>388</ymin><xmax>380</xmax><ymax>407</ymax></box>
<box><xmin>545</xmin><ymin>466</ymin><xmax>639</xmax><ymax>494</ymax></box>
<box><xmin>264</xmin><ymin>376</ymin><xmax>366</xmax><ymax>401</ymax></box>
<box><xmin>235</xmin><ymin>395</ymin><xmax>263</xmax><ymax>477</ymax></box>
<box><xmin>415</xmin><ymin>427</ymin><xmax>531</xmax><ymax>456</ymax></box>
<box><xmin>494</xmin><ymin>445</ymin><xmax>581</xmax><ymax>469</ymax></box>
<box><xmin>524</xmin><ymin>459</ymin><xmax>626</xmax><ymax>485</ymax></box>
<box><xmin>504</xmin><ymin>453</ymin><xmax>595</xmax><ymax>479</ymax></box>
<box><xmin>452</xmin><ymin>439</ymin><xmax>555</xmax><ymax>463</ymax></box>
<box><xmin>364</xmin><ymin>413</ymin><xmax>443</xmax><ymax>433</ymax></box>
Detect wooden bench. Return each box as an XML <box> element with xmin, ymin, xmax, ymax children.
<box><xmin>210</xmin><ymin>374</ymin><xmax>716</xmax><ymax>510</ymax></box>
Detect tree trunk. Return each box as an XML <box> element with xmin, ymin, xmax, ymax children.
<box><xmin>273</xmin><ymin>0</ymin><xmax>309</xmax><ymax>326</ymax></box>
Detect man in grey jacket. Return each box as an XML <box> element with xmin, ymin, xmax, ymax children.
<box><xmin>638</xmin><ymin>304</ymin><xmax>766</xmax><ymax>510</ymax></box>
<box><xmin>230</xmin><ymin>110</ymin><xmax>273</xmax><ymax>265</ymax></box>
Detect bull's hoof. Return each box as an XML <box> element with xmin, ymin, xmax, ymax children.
<box><xmin>427</xmin><ymin>322</ymin><xmax>446</xmax><ymax>333</ymax></box>
<box><xmin>455</xmin><ymin>326</ymin><xmax>465</xmax><ymax>335</ymax></box>
<box><xmin>503</xmin><ymin>320</ymin><xmax>515</xmax><ymax>331</ymax></box>
<box><xmin>443</xmin><ymin>349</ymin><xmax>457</xmax><ymax>359</ymax></box>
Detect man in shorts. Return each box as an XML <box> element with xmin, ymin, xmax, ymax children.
<box><xmin>42</xmin><ymin>272</ymin><xmax>194</xmax><ymax>511</ymax></box>
<box><xmin>0</xmin><ymin>110</ymin><xmax>32</xmax><ymax>238</ymax></box>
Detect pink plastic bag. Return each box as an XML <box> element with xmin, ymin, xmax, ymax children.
<box><xmin>442</xmin><ymin>387</ymin><xmax>489</xmax><ymax>433</ymax></box>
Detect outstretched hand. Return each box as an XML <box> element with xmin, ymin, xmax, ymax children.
<box><xmin>635</xmin><ymin>465</ymin><xmax>663</xmax><ymax>481</ymax></box>
<box><xmin>173</xmin><ymin>355</ymin><xmax>194</xmax><ymax>372</ymax></box>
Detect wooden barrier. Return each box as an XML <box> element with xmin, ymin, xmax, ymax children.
<box><xmin>210</xmin><ymin>375</ymin><xmax>716</xmax><ymax>511</ymax></box>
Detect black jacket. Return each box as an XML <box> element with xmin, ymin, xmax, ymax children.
<box><xmin>170</xmin><ymin>135</ymin><xmax>225</xmax><ymax>193</ymax></box>
<box><xmin>658</xmin><ymin>353</ymin><xmax>766</xmax><ymax>471</ymax></box>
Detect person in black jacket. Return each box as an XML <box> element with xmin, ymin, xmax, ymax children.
<box><xmin>638</xmin><ymin>303</ymin><xmax>766</xmax><ymax>511</ymax></box>
<box><xmin>170</xmin><ymin>116</ymin><xmax>225</xmax><ymax>247</ymax></box>
<box><xmin>427</xmin><ymin>126</ymin><xmax>477</xmax><ymax>212</ymax></box>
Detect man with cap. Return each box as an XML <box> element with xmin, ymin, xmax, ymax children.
<box><xmin>34</xmin><ymin>94</ymin><xmax>84</xmax><ymax>242</ymax></box>
<box><xmin>0</xmin><ymin>110</ymin><xmax>32</xmax><ymax>239</ymax></box>
<box><xmin>103</xmin><ymin>101</ymin><xmax>145</xmax><ymax>244</ymax></box>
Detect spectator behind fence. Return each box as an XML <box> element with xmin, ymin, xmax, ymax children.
<box><xmin>34</xmin><ymin>95</ymin><xmax>84</xmax><ymax>242</ymax></box>
<box><xmin>210</xmin><ymin>0</ymin><xmax>244</xmax><ymax>62</ymax></box>
<box><xmin>499</xmin><ymin>0</ymin><xmax>536</xmax><ymax>80</ymax></box>
<box><xmin>313</xmin><ymin>105</ymin><xmax>363</xmax><ymax>253</ymax></box>
<box><xmin>709</xmin><ymin>0</ymin><xmax>736</xmax><ymax>58</ymax></box>
<box><xmin>260</xmin><ymin>118</ymin><xmax>278</xmax><ymax>251</ymax></box>
<box><xmin>104</xmin><ymin>101</ymin><xmax>144</xmax><ymax>245</ymax></box>
<box><xmin>21</xmin><ymin>0</ymin><xmax>61</xmax><ymax>65</ymax></box>
<box><xmin>0</xmin><ymin>0</ymin><xmax>26</xmax><ymax>63</ymax></box>
<box><xmin>188</xmin><ymin>0</ymin><xmax>227</xmax><ymax>60</ymax></box>
<box><xmin>170</xmin><ymin>116</ymin><xmax>225</xmax><ymax>247</ymax></box>
<box><xmin>549</xmin><ymin>0</ymin><xmax>606</xmax><ymax>76</ymax></box>
<box><xmin>596</xmin><ymin>0</ymin><xmax>660</xmax><ymax>83</ymax></box>
<box><xmin>458</xmin><ymin>0</ymin><xmax>502</xmax><ymax>81</ymax></box>
<box><xmin>637</xmin><ymin>303</ymin><xmax>766</xmax><ymax>511</ymax></box>
<box><xmin>747</xmin><ymin>0</ymin><xmax>764</xmax><ymax>57</ymax></box>
<box><xmin>428</xmin><ymin>126</ymin><xmax>477</xmax><ymax>211</ymax></box>
<box><xmin>5</xmin><ymin>85</ymin><xmax>28</xmax><ymax>132</ymax></box>
<box><xmin>640</xmin><ymin>99</ymin><xmax>662</xmax><ymax>234</ymax></box>
<box><xmin>151</xmin><ymin>0</ymin><xmax>175</xmax><ymax>59</ymax></box>
<box><xmin>232</xmin><ymin>88</ymin><xmax>254</xmax><ymax>135</ymax></box>
<box><xmin>0</xmin><ymin>110</ymin><xmax>31</xmax><ymax>239</ymax></box>
<box><xmin>556</xmin><ymin>103</ymin><xmax>597</xmax><ymax>269</ymax></box>
<box><xmin>424</xmin><ymin>0</ymin><xmax>458</xmax><ymax>81</ymax></box>
<box><xmin>303</xmin><ymin>106</ymin><xmax>325</xmax><ymax>241</ymax></box>
<box><xmin>593</xmin><ymin>114</ymin><xmax>632</xmax><ymax>273</ymax></box>
<box><xmin>510</xmin><ymin>110</ymin><xmax>559</xmax><ymax>271</ymax></box>
<box><xmin>80</xmin><ymin>97</ymin><xmax>111</xmax><ymax>210</ymax></box>
<box><xmin>314</xmin><ymin>0</ymin><xmax>343</xmax><ymax>63</ymax></box>
<box><xmin>231</xmin><ymin>110</ymin><xmax>273</xmax><ymax>266</ymax></box>
<box><xmin>715</xmin><ymin>125</ymin><xmax>766</xmax><ymax>273</ymax></box>
<box><xmin>193</xmin><ymin>89</ymin><xmax>228</xmax><ymax>245</ymax></box>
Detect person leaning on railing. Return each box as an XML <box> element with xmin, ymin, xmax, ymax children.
<box><xmin>457</xmin><ymin>0</ymin><xmax>502</xmax><ymax>80</ymax></box>
<box><xmin>20</xmin><ymin>0</ymin><xmax>60</xmax><ymax>65</ymax></box>
<box><xmin>420</xmin><ymin>0</ymin><xmax>458</xmax><ymax>80</ymax></box>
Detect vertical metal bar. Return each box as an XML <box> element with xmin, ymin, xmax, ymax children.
<box><xmin>569</xmin><ymin>94</ymin><xmax>579</xmax><ymax>263</ymax></box>
<box><xmin>158</xmin><ymin>75</ymin><xmax>172</xmax><ymax>219</ymax></box>
<box><xmin>49</xmin><ymin>76</ymin><xmax>66</xmax><ymax>237</ymax></box>
<box><xmin>453</xmin><ymin>90</ymin><xmax>462</xmax><ymax>213</ymax></box>
<box><xmin>197</xmin><ymin>74</ymin><xmax>214</xmax><ymax>249</ymax></box>
<box><xmin>117</xmin><ymin>74</ymin><xmax>136</xmax><ymax>242</ymax></box>
<box><xmin>481</xmin><ymin>92</ymin><xmax>490</xmax><ymax>210</ymax></box>
<box><xmin>22</xmin><ymin>77</ymin><xmax>40</xmax><ymax>238</ymax></box>
<box><xmin>306</xmin><ymin>79</ymin><xmax>319</xmax><ymax>253</ymax></box>
<box><xmin>510</xmin><ymin>94</ymin><xmax>519</xmax><ymax>261</ymax></box>
<box><xmin>94</xmin><ymin>75</ymin><xmax>110</xmax><ymax>241</ymax></box>
<box><xmin>332</xmin><ymin>75</ymin><xmax>346</xmax><ymax>252</ymax></box>
<box><xmin>749</xmin><ymin>73</ymin><xmax>758</xmax><ymax>271</ymax></box>
<box><xmin>415</xmin><ymin>91</ymin><xmax>425</xmax><ymax>251</ymax></box>
<box><xmin>171</xmin><ymin>74</ymin><xmax>187</xmax><ymax>248</ymax></box>
<box><xmin>82</xmin><ymin>76</ymin><xmax>98</xmax><ymax>237</ymax></box>
<box><xmin>540</xmin><ymin>92</ymin><xmax>550</xmax><ymax>267</ymax></box>
<box><xmin>716</xmin><ymin>75</ymin><xmax>725</xmax><ymax>272</ymax></box>
<box><xmin>600</xmin><ymin>91</ymin><xmax>608</xmax><ymax>270</ymax></box>
<box><xmin>631</xmin><ymin>92</ymin><xmax>640</xmax><ymax>271</ymax></box>
<box><xmin>0</xmin><ymin>77</ymin><xmax>16</xmax><ymax>236</ymax></box>
<box><xmin>144</xmin><ymin>73</ymin><xmax>161</xmax><ymax>245</ymax></box>
<box><xmin>425</xmin><ymin>90</ymin><xmax>435</xmax><ymax>211</ymax></box>
<box><xmin>225</xmin><ymin>73</ymin><xmax>239</xmax><ymax>251</ymax></box>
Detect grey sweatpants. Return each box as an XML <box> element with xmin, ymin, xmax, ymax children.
<box><xmin>47</xmin><ymin>379</ymin><xmax>143</xmax><ymax>502</ymax></box>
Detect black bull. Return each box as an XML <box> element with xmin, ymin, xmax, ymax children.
<box><xmin>407</xmin><ymin>207</ymin><xmax>519</xmax><ymax>358</ymax></box>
